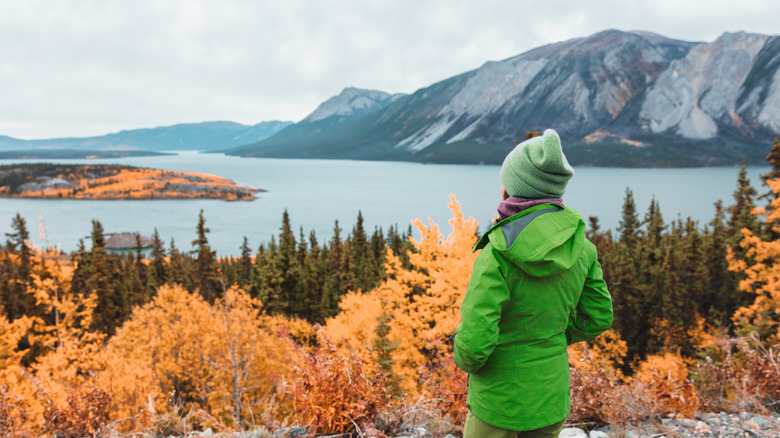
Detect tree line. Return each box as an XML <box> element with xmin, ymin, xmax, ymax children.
<box><xmin>1</xmin><ymin>134</ymin><xmax>779</xmax><ymax>369</ymax></box>
<box><xmin>1</xmin><ymin>208</ymin><xmax>415</xmax><ymax>340</ymax></box>
<box><xmin>590</xmin><ymin>134</ymin><xmax>780</xmax><ymax>368</ymax></box>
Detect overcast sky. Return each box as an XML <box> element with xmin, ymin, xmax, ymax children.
<box><xmin>1</xmin><ymin>0</ymin><xmax>778</xmax><ymax>139</ymax></box>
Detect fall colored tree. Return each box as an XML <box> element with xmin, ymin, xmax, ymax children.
<box><xmin>325</xmin><ymin>195</ymin><xmax>478</xmax><ymax>394</ymax></box>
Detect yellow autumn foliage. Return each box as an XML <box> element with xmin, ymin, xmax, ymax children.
<box><xmin>103</xmin><ymin>284</ymin><xmax>293</xmax><ymax>430</ymax></box>
<box><xmin>325</xmin><ymin>195</ymin><xmax>478</xmax><ymax>394</ymax></box>
<box><xmin>729</xmin><ymin>179</ymin><xmax>780</xmax><ymax>342</ymax></box>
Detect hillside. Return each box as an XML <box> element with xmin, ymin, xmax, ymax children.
<box><xmin>0</xmin><ymin>120</ymin><xmax>292</xmax><ymax>153</ymax></box>
<box><xmin>0</xmin><ymin>163</ymin><xmax>260</xmax><ymax>200</ymax></box>
<box><xmin>227</xmin><ymin>30</ymin><xmax>780</xmax><ymax>167</ymax></box>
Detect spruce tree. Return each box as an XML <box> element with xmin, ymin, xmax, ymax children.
<box><xmin>192</xmin><ymin>210</ymin><xmax>220</xmax><ymax>301</ymax></box>
<box><xmin>321</xmin><ymin>220</ymin><xmax>344</xmax><ymax>319</ymax></box>
<box><xmin>2</xmin><ymin>214</ymin><xmax>34</xmax><ymax>319</ymax></box>
<box><xmin>168</xmin><ymin>238</ymin><xmax>189</xmax><ymax>289</ymax></box>
<box><xmin>86</xmin><ymin>219</ymin><xmax>121</xmax><ymax>334</ymax></box>
<box><xmin>728</xmin><ymin>159</ymin><xmax>760</xmax><ymax>243</ymax></box>
<box><xmin>617</xmin><ymin>188</ymin><xmax>641</xmax><ymax>249</ymax></box>
<box><xmin>147</xmin><ymin>228</ymin><xmax>167</xmax><ymax>294</ymax></box>
<box><xmin>240</xmin><ymin>236</ymin><xmax>252</xmax><ymax>286</ymax></box>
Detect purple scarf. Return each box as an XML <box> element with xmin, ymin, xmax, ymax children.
<box><xmin>497</xmin><ymin>197</ymin><xmax>564</xmax><ymax>221</ymax></box>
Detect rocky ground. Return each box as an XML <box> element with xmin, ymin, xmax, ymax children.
<box><xmin>147</xmin><ymin>411</ymin><xmax>780</xmax><ymax>437</ymax></box>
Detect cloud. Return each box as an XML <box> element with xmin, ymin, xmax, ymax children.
<box><xmin>0</xmin><ymin>0</ymin><xmax>778</xmax><ymax>138</ymax></box>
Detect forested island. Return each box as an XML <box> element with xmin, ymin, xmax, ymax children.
<box><xmin>0</xmin><ymin>163</ymin><xmax>260</xmax><ymax>200</ymax></box>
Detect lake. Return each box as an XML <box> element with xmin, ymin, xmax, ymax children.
<box><xmin>0</xmin><ymin>152</ymin><xmax>770</xmax><ymax>256</ymax></box>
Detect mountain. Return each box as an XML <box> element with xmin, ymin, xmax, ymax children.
<box><xmin>0</xmin><ymin>120</ymin><xmax>292</xmax><ymax>153</ymax></box>
<box><xmin>227</xmin><ymin>30</ymin><xmax>780</xmax><ymax>167</ymax></box>
<box><xmin>226</xmin><ymin>88</ymin><xmax>405</xmax><ymax>159</ymax></box>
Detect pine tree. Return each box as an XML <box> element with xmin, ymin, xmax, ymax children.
<box><xmin>617</xmin><ymin>188</ymin><xmax>641</xmax><ymax>249</ymax></box>
<box><xmin>348</xmin><ymin>211</ymin><xmax>376</xmax><ymax>293</ymax></box>
<box><xmin>147</xmin><ymin>228</ymin><xmax>167</xmax><ymax>295</ymax></box>
<box><xmin>5</xmin><ymin>214</ymin><xmax>31</xmax><ymax>280</ymax></box>
<box><xmin>240</xmin><ymin>236</ymin><xmax>252</xmax><ymax>286</ymax></box>
<box><xmin>192</xmin><ymin>210</ymin><xmax>220</xmax><ymax>301</ymax></box>
<box><xmin>277</xmin><ymin>210</ymin><xmax>298</xmax><ymax>316</ymax></box>
<box><xmin>704</xmin><ymin>201</ymin><xmax>735</xmax><ymax>326</ymax></box>
<box><xmin>255</xmin><ymin>237</ymin><xmax>285</xmax><ymax>314</ymax></box>
<box><xmin>728</xmin><ymin>159</ymin><xmax>760</xmax><ymax>242</ymax></box>
<box><xmin>2</xmin><ymin>214</ymin><xmax>34</xmax><ymax>320</ymax></box>
<box><xmin>320</xmin><ymin>220</ymin><xmax>344</xmax><ymax>319</ymax></box>
<box><xmin>86</xmin><ymin>219</ymin><xmax>121</xmax><ymax>334</ymax></box>
<box><xmin>373</xmin><ymin>307</ymin><xmax>401</xmax><ymax>397</ymax></box>
<box><xmin>168</xmin><ymin>238</ymin><xmax>189</xmax><ymax>289</ymax></box>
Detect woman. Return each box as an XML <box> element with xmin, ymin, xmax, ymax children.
<box><xmin>454</xmin><ymin>129</ymin><xmax>613</xmax><ymax>438</ymax></box>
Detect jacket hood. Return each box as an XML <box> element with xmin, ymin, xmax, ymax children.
<box><xmin>475</xmin><ymin>204</ymin><xmax>586</xmax><ymax>277</ymax></box>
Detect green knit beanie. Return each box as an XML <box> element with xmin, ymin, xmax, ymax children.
<box><xmin>500</xmin><ymin>129</ymin><xmax>574</xmax><ymax>198</ymax></box>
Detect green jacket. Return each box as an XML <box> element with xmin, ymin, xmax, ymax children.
<box><xmin>454</xmin><ymin>203</ymin><xmax>612</xmax><ymax>431</ymax></box>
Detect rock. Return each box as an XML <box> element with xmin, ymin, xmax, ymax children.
<box><xmin>675</xmin><ymin>418</ymin><xmax>698</xmax><ymax>428</ymax></box>
<box><xmin>721</xmin><ymin>411</ymin><xmax>729</xmax><ymax>423</ymax></box>
<box><xmin>589</xmin><ymin>431</ymin><xmax>608</xmax><ymax>438</ymax></box>
<box><xmin>704</xmin><ymin>416</ymin><xmax>721</xmax><ymax>429</ymax></box>
<box><xmin>288</xmin><ymin>426</ymin><xmax>306</xmax><ymax>437</ymax></box>
<box><xmin>414</xmin><ymin>426</ymin><xmax>427</xmax><ymax>436</ymax></box>
<box><xmin>753</xmin><ymin>416</ymin><xmax>770</xmax><ymax>430</ymax></box>
<box><xmin>273</xmin><ymin>428</ymin><xmax>288</xmax><ymax>438</ymax></box>
<box><xmin>201</xmin><ymin>428</ymin><xmax>213</xmax><ymax>436</ymax></box>
<box><xmin>694</xmin><ymin>421</ymin><xmax>711</xmax><ymax>434</ymax></box>
<box><xmin>740</xmin><ymin>411</ymin><xmax>752</xmax><ymax>420</ymax></box>
<box><xmin>559</xmin><ymin>428</ymin><xmax>588</xmax><ymax>438</ymax></box>
<box><xmin>444</xmin><ymin>435</ymin><xmax>457</xmax><ymax>438</ymax></box>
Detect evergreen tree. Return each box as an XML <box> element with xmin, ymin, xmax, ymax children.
<box><xmin>5</xmin><ymin>214</ymin><xmax>31</xmax><ymax>280</ymax></box>
<box><xmin>192</xmin><ymin>210</ymin><xmax>220</xmax><ymax>301</ymax></box>
<box><xmin>255</xmin><ymin>237</ymin><xmax>285</xmax><ymax>314</ymax></box>
<box><xmin>147</xmin><ymin>228</ymin><xmax>167</xmax><ymax>294</ymax></box>
<box><xmin>727</xmin><ymin>159</ymin><xmax>760</xmax><ymax>242</ymax></box>
<box><xmin>617</xmin><ymin>188</ymin><xmax>641</xmax><ymax>249</ymax></box>
<box><xmin>373</xmin><ymin>306</ymin><xmax>401</xmax><ymax>397</ymax></box>
<box><xmin>2</xmin><ymin>214</ymin><xmax>34</xmax><ymax>320</ymax></box>
<box><xmin>704</xmin><ymin>201</ymin><xmax>734</xmax><ymax>326</ymax></box>
<box><xmin>320</xmin><ymin>220</ymin><xmax>344</xmax><ymax>319</ymax></box>
<box><xmin>277</xmin><ymin>210</ymin><xmax>298</xmax><ymax>316</ymax></box>
<box><xmin>348</xmin><ymin>211</ymin><xmax>376</xmax><ymax>293</ymax></box>
<box><xmin>168</xmin><ymin>238</ymin><xmax>189</xmax><ymax>289</ymax></box>
<box><xmin>86</xmin><ymin>219</ymin><xmax>121</xmax><ymax>334</ymax></box>
<box><xmin>240</xmin><ymin>236</ymin><xmax>252</xmax><ymax>286</ymax></box>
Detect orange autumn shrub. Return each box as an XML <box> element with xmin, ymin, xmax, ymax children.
<box><xmin>102</xmin><ymin>284</ymin><xmax>290</xmax><ymax>431</ymax></box>
<box><xmin>4</xmin><ymin>255</ymin><xmax>113</xmax><ymax>437</ymax></box>
<box><xmin>276</xmin><ymin>326</ymin><xmax>391</xmax><ymax>435</ymax></box>
<box><xmin>634</xmin><ymin>351</ymin><xmax>699</xmax><ymax>418</ymax></box>
<box><xmin>325</xmin><ymin>195</ymin><xmax>478</xmax><ymax>395</ymax></box>
<box><xmin>0</xmin><ymin>311</ymin><xmax>34</xmax><ymax>436</ymax></box>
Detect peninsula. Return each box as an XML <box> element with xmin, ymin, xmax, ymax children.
<box><xmin>0</xmin><ymin>164</ymin><xmax>260</xmax><ymax>201</ymax></box>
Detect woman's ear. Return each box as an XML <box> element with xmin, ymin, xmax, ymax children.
<box><xmin>501</xmin><ymin>186</ymin><xmax>509</xmax><ymax>200</ymax></box>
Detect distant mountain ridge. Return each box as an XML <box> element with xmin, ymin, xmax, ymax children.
<box><xmin>0</xmin><ymin>120</ymin><xmax>292</xmax><ymax>153</ymax></box>
<box><xmin>227</xmin><ymin>30</ymin><xmax>780</xmax><ymax>167</ymax></box>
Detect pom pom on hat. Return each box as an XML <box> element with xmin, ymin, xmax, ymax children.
<box><xmin>500</xmin><ymin>129</ymin><xmax>574</xmax><ymax>198</ymax></box>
